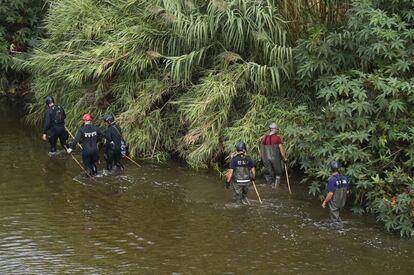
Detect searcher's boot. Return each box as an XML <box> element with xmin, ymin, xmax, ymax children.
<box><xmin>115</xmin><ymin>162</ymin><xmax>124</xmax><ymax>171</ymax></box>
<box><xmin>272</xmin><ymin>176</ymin><xmax>281</xmax><ymax>189</ymax></box>
<box><xmin>91</xmin><ymin>164</ymin><xmax>98</xmax><ymax>176</ymax></box>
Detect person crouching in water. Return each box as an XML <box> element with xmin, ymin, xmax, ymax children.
<box><xmin>66</xmin><ymin>113</ymin><xmax>104</xmax><ymax>177</ymax></box>
<box><xmin>322</xmin><ymin>161</ymin><xmax>350</xmax><ymax>226</ymax></box>
<box><xmin>226</xmin><ymin>142</ymin><xmax>256</xmax><ymax>205</ymax></box>
<box><xmin>260</xmin><ymin>123</ymin><xmax>287</xmax><ymax>188</ymax></box>
<box><xmin>103</xmin><ymin>114</ymin><xmax>125</xmax><ymax>175</ymax></box>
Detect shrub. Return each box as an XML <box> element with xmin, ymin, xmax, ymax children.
<box><xmin>294</xmin><ymin>0</ymin><xmax>414</xmax><ymax>236</ymax></box>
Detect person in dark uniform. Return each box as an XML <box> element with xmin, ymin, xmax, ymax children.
<box><xmin>226</xmin><ymin>142</ymin><xmax>256</xmax><ymax>205</ymax></box>
<box><xmin>103</xmin><ymin>114</ymin><xmax>125</xmax><ymax>174</ymax></box>
<box><xmin>260</xmin><ymin>123</ymin><xmax>287</xmax><ymax>188</ymax></box>
<box><xmin>322</xmin><ymin>161</ymin><xmax>350</xmax><ymax>225</ymax></box>
<box><xmin>66</xmin><ymin>113</ymin><xmax>105</xmax><ymax>177</ymax></box>
<box><xmin>42</xmin><ymin>96</ymin><xmax>68</xmax><ymax>154</ymax></box>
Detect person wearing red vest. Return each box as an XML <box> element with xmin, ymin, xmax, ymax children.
<box><xmin>260</xmin><ymin>123</ymin><xmax>287</xmax><ymax>188</ymax></box>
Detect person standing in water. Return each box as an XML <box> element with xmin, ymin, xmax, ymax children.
<box><xmin>260</xmin><ymin>123</ymin><xmax>287</xmax><ymax>188</ymax></box>
<box><xmin>42</xmin><ymin>96</ymin><xmax>68</xmax><ymax>154</ymax></box>
<box><xmin>322</xmin><ymin>161</ymin><xmax>350</xmax><ymax>225</ymax></box>
<box><xmin>66</xmin><ymin>113</ymin><xmax>105</xmax><ymax>177</ymax></box>
<box><xmin>226</xmin><ymin>142</ymin><xmax>256</xmax><ymax>205</ymax></box>
<box><xmin>103</xmin><ymin>114</ymin><xmax>125</xmax><ymax>175</ymax></box>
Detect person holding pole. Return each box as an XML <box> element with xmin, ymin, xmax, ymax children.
<box><xmin>102</xmin><ymin>114</ymin><xmax>125</xmax><ymax>175</ymax></box>
<box><xmin>260</xmin><ymin>123</ymin><xmax>287</xmax><ymax>188</ymax></box>
<box><xmin>226</xmin><ymin>142</ymin><xmax>256</xmax><ymax>205</ymax></box>
<box><xmin>42</xmin><ymin>96</ymin><xmax>69</xmax><ymax>155</ymax></box>
<box><xmin>322</xmin><ymin>161</ymin><xmax>350</xmax><ymax>225</ymax></box>
<box><xmin>66</xmin><ymin>113</ymin><xmax>105</xmax><ymax>177</ymax></box>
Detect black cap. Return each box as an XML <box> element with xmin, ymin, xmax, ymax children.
<box><xmin>45</xmin><ymin>96</ymin><xmax>54</xmax><ymax>106</ymax></box>
<box><xmin>235</xmin><ymin>141</ymin><xmax>247</xmax><ymax>152</ymax></box>
<box><xmin>330</xmin><ymin>160</ymin><xmax>340</xmax><ymax>170</ymax></box>
<box><xmin>103</xmin><ymin>113</ymin><xmax>114</xmax><ymax>123</ymax></box>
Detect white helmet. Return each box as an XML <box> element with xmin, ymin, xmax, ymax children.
<box><xmin>269</xmin><ymin>123</ymin><xmax>278</xmax><ymax>130</ymax></box>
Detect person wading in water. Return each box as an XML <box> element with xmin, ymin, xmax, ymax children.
<box><xmin>42</xmin><ymin>96</ymin><xmax>68</xmax><ymax>154</ymax></box>
<box><xmin>66</xmin><ymin>113</ymin><xmax>105</xmax><ymax>177</ymax></box>
<box><xmin>260</xmin><ymin>123</ymin><xmax>287</xmax><ymax>188</ymax></box>
<box><xmin>226</xmin><ymin>142</ymin><xmax>256</xmax><ymax>205</ymax></box>
<box><xmin>103</xmin><ymin>114</ymin><xmax>125</xmax><ymax>175</ymax></box>
<box><xmin>322</xmin><ymin>161</ymin><xmax>350</xmax><ymax>226</ymax></box>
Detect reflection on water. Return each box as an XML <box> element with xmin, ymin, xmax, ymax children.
<box><xmin>0</xmin><ymin>99</ymin><xmax>413</xmax><ymax>274</ymax></box>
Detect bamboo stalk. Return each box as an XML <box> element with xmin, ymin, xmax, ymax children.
<box><xmin>151</xmin><ymin>131</ymin><xmax>160</xmax><ymax>158</ymax></box>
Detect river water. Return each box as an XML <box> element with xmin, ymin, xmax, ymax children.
<box><xmin>0</xmin><ymin>99</ymin><xmax>413</xmax><ymax>274</ymax></box>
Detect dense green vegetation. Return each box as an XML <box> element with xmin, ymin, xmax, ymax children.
<box><xmin>0</xmin><ymin>0</ymin><xmax>46</xmax><ymax>96</ymax></box>
<box><xmin>2</xmin><ymin>0</ymin><xmax>412</xmax><ymax>235</ymax></box>
<box><xmin>294</xmin><ymin>0</ymin><xmax>414</xmax><ymax>236</ymax></box>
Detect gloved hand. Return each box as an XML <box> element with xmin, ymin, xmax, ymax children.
<box><xmin>225</xmin><ymin>181</ymin><xmax>230</xmax><ymax>189</ymax></box>
<box><xmin>67</xmin><ymin>148</ymin><xmax>73</xmax><ymax>154</ymax></box>
<box><xmin>42</xmin><ymin>134</ymin><xmax>47</xmax><ymax>141</ymax></box>
<box><xmin>250</xmin><ymin>177</ymin><xmax>255</xmax><ymax>181</ymax></box>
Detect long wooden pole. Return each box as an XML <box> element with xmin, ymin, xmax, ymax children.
<box><xmin>63</xmin><ymin>145</ymin><xmax>95</xmax><ymax>180</ymax></box>
<box><xmin>65</xmin><ymin>126</ymin><xmax>83</xmax><ymax>149</ymax></box>
<box><xmin>251</xmin><ymin>180</ymin><xmax>263</xmax><ymax>204</ymax></box>
<box><xmin>284</xmin><ymin>163</ymin><xmax>292</xmax><ymax>195</ymax></box>
<box><xmin>125</xmin><ymin>155</ymin><xmax>141</xmax><ymax>167</ymax></box>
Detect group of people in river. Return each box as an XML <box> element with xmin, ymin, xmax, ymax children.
<box><xmin>42</xmin><ymin>96</ymin><xmax>350</xmax><ymax>225</ymax></box>
<box><xmin>42</xmin><ymin>96</ymin><xmax>126</xmax><ymax>177</ymax></box>
<box><xmin>225</xmin><ymin>122</ymin><xmax>288</xmax><ymax>205</ymax></box>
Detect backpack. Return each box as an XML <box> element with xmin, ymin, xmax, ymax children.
<box><xmin>53</xmin><ymin>106</ymin><xmax>65</xmax><ymax>124</ymax></box>
<box><xmin>111</xmin><ymin>124</ymin><xmax>129</xmax><ymax>157</ymax></box>
<box><xmin>120</xmin><ymin>140</ymin><xmax>128</xmax><ymax>157</ymax></box>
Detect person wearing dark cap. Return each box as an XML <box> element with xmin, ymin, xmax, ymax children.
<box><xmin>66</xmin><ymin>113</ymin><xmax>105</xmax><ymax>177</ymax></box>
<box><xmin>103</xmin><ymin>113</ymin><xmax>125</xmax><ymax>174</ymax></box>
<box><xmin>322</xmin><ymin>161</ymin><xmax>350</xmax><ymax>224</ymax></box>
<box><xmin>42</xmin><ymin>96</ymin><xmax>68</xmax><ymax>154</ymax></box>
<box><xmin>260</xmin><ymin>123</ymin><xmax>287</xmax><ymax>188</ymax></box>
<box><xmin>226</xmin><ymin>142</ymin><xmax>256</xmax><ymax>204</ymax></box>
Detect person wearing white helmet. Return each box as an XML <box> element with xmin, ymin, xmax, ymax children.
<box><xmin>260</xmin><ymin>123</ymin><xmax>287</xmax><ymax>188</ymax></box>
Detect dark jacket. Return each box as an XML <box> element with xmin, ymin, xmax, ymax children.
<box><xmin>70</xmin><ymin>124</ymin><xmax>105</xmax><ymax>152</ymax></box>
<box><xmin>230</xmin><ymin>153</ymin><xmax>254</xmax><ymax>185</ymax></box>
<box><xmin>43</xmin><ymin>105</ymin><xmax>66</xmax><ymax>134</ymax></box>
<box><xmin>105</xmin><ymin>123</ymin><xmax>124</xmax><ymax>151</ymax></box>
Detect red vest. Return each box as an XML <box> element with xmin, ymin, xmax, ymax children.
<box><xmin>262</xmin><ymin>134</ymin><xmax>283</xmax><ymax>145</ymax></box>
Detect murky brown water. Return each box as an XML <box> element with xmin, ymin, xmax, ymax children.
<box><xmin>0</xmin><ymin>98</ymin><xmax>413</xmax><ymax>274</ymax></box>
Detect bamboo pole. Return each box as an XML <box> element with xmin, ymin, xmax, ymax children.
<box><xmin>251</xmin><ymin>180</ymin><xmax>263</xmax><ymax>204</ymax></box>
<box><xmin>65</xmin><ymin>126</ymin><xmax>83</xmax><ymax>149</ymax></box>
<box><xmin>284</xmin><ymin>163</ymin><xmax>292</xmax><ymax>195</ymax></box>
<box><xmin>125</xmin><ymin>155</ymin><xmax>141</xmax><ymax>167</ymax></box>
<box><xmin>63</xmin><ymin>145</ymin><xmax>95</xmax><ymax>180</ymax></box>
